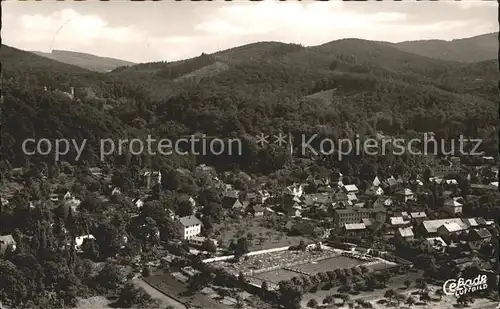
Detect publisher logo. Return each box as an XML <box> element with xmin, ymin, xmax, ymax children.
<box><xmin>443</xmin><ymin>275</ymin><xmax>488</xmax><ymax>297</ymax></box>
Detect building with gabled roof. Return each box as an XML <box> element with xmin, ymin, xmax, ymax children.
<box><xmin>443</xmin><ymin>199</ymin><xmax>463</xmax><ymax>215</ymax></box>
<box><xmin>365</xmin><ymin>186</ymin><xmax>384</xmax><ymax>196</ymax></box>
<box><xmin>342</xmin><ymin>184</ymin><xmax>359</xmax><ymax>194</ymax></box>
<box><xmin>467</xmin><ymin>228</ymin><xmax>493</xmax><ymax>250</ymax></box>
<box><xmin>177</xmin><ymin>215</ymin><xmax>202</xmax><ymax>240</ymax></box>
<box><xmin>419</xmin><ymin>218</ymin><xmax>469</xmax><ymax>235</ymax></box>
<box><xmin>343</xmin><ymin>223</ymin><xmax>366</xmax><ymax>235</ymax></box>
<box><xmin>421</xmin><ymin>237</ymin><xmax>447</xmax><ymax>253</ymax></box>
<box><xmin>437</xmin><ymin>223</ymin><xmax>465</xmax><ymax>239</ymax></box>
<box><xmin>396</xmin><ymin>227</ymin><xmax>414</xmax><ymax>241</ymax></box>
<box><xmin>395</xmin><ymin>188</ymin><xmax>415</xmax><ymax>202</ymax></box>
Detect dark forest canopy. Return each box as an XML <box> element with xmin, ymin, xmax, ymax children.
<box><xmin>0</xmin><ymin>37</ymin><xmax>499</xmax><ymax>309</ymax></box>
<box><xmin>1</xmin><ymin>39</ymin><xmax>498</xmax><ymax>173</ymax></box>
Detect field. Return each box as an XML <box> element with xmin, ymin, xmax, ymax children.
<box><xmin>133</xmin><ymin>278</ymin><xmax>186</xmax><ymax>309</ymax></box>
<box><xmin>71</xmin><ymin>296</ymin><xmax>111</xmax><ymax>309</ymax></box>
<box><xmin>252</xmin><ymin>268</ymin><xmax>300</xmax><ymax>284</ymax></box>
<box><xmin>300</xmin><ymin>271</ymin><xmax>424</xmax><ymax>307</ymax></box>
<box><xmin>213</xmin><ymin>216</ymin><xmax>313</xmax><ymax>251</ymax></box>
<box><xmin>289</xmin><ymin>255</ymin><xmax>366</xmax><ymax>273</ymax></box>
<box><xmin>144</xmin><ymin>274</ymin><xmax>230</xmax><ymax>309</ymax></box>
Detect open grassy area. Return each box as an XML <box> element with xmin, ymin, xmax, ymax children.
<box><xmin>213</xmin><ymin>216</ymin><xmax>313</xmax><ymax>251</ymax></box>
<box><xmin>300</xmin><ymin>271</ymin><xmax>425</xmax><ymax>307</ymax></box>
<box><xmin>368</xmin><ymin>261</ymin><xmax>397</xmax><ymax>271</ymax></box>
<box><xmin>252</xmin><ymin>269</ymin><xmax>300</xmax><ymax>284</ymax></box>
<box><xmin>144</xmin><ymin>274</ymin><xmax>230</xmax><ymax>309</ymax></box>
<box><xmin>289</xmin><ymin>255</ymin><xmax>366</xmax><ymax>273</ymax></box>
<box><xmin>71</xmin><ymin>296</ymin><xmax>111</xmax><ymax>309</ymax></box>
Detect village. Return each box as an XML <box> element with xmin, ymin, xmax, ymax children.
<box><xmin>1</xmin><ymin>154</ymin><xmax>498</xmax><ymax>309</ymax></box>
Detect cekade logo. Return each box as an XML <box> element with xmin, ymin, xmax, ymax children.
<box><xmin>442</xmin><ymin>275</ymin><xmax>488</xmax><ymax>297</ymax></box>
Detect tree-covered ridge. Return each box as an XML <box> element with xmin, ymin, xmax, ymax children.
<box><xmin>392</xmin><ymin>32</ymin><xmax>498</xmax><ymax>63</ymax></box>
<box><xmin>1</xmin><ymin>37</ymin><xmax>498</xmax><ymax>170</ymax></box>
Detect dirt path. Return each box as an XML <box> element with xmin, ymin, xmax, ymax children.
<box><xmin>132</xmin><ymin>278</ymin><xmax>187</xmax><ymax>309</ymax></box>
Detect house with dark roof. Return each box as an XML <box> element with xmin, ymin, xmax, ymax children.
<box><xmin>222</xmin><ymin>196</ymin><xmax>243</xmax><ymax>209</ymax></box>
<box><xmin>420</xmin><ymin>237</ymin><xmax>447</xmax><ymax>254</ymax></box>
<box><xmin>396</xmin><ymin>227</ymin><xmax>414</xmax><ymax>241</ymax></box>
<box><xmin>365</xmin><ymin>186</ymin><xmax>384</xmax><ymax>196</ymax></box>
<box><xmin>318</xmin><ymin>186</ymin><xmax>334</xmax><ymax>193</ymax></box>
<box><xmin>395</xmin><ymin>188</ymin><xmax>415</xmax><ymax>202</ymax></box>
<box><xmin>143</xmin><ymin>170</ymin><xmax>162</xmax><ymax>190</ymax></box>
<box><xmin>467</xmin><ymin>228</ymin><xmax>492</xmax><ymax>250</ymax></box>
<box><xmin>373</xmin><ymin>196</ymin><xmax>393</xmax><ymax>208</ymax></box>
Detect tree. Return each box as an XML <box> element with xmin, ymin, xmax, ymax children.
<box><xmin>435</xmin><ymin>289</ymin><xmax>444</xmax><ymax>300</ymax></box>
<box><xmin>0</xmin><ymin>260</ymin><xmax>27</xmax><ymax>305</ymax></box>
<box><xmin>406</xmin><ymin>296</ymin><xmax>415</xmax><ymax>306</ymax></box>
<box><xmin>307</xmin><ymin>298</ymin><xmax>318</xmax><ymax>308</ymax></box>
<box><xmin>261</xmin><ymin>281</ymin><xmax>269</xmax><ymax>291</ymax></box>
<box><xmin>81</xmin><ymin>238</ymin><xmax>100</xmax><ymax>260</ymax></box>
<box><xmin>323</xmin><ymin>295</ymin><xmax>334</xmax><ymax>304</ymax></box>
<box><xmin>202</xmin><ymin>202</ymin><xmax>223</xmax><ymax>223</ymax></box>
<box><xmin>384</xmin><ymin>289</ymin><xmax>395</xmax><ymax>302</ymax></box>
<box><xmin>116</xmin><ymin>282</ymin><xmax>154</xmax><ymax>308</ymax></box>
<box><xmin>421</xmin><ymin>292</ymin><xmax>431</xmax><ymax>303</ymax></box>
<box><xmin>95</xmin><ymin>263</ymin><xmax>124</xmax><ymax>292</ymax></box>
<box><xmin>415</xmin><ymin>278</ymin><xmax>428</xmax><ymax>292</ymax></box>
<box><xmin>176</xmin><ymin>199</ymin><xmax>194</xmax><ymax>217</ymax></box>
<box><xmin>187</xmin><ymin>272</ymin><xmax>214</xmax><ymax>293</ymax></box>
<box><xmin>233</xmin><ymin>237</ymin><xmax>250</xmax><ymax>258</ymax></box>
<box><xmin>142</xmin><ymin>266</ymin><xmax>151</xmax><ymax>277</ymax></box>
<box><xmin>94</xmin><ymin>221</ymin><xmax>123</xmax><ymax>257</ymax></box>
<box><xmin>278</xmin><ymin>281</ymin><xmax>303</xmax><ymax>309</ymax></box>
<box><xmin>201</xmin><ymin>239</ymin><xmax>217</xmax><ymax>253</ymax></box>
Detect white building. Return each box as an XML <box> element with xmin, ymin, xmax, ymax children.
<box><xmin>177</xmin><ymin>215</ymin><xmax>202</xmax><ymax>240</ymax></box>
<box><xmin>365</xmin><ymin>186</ymin><xmax>384</xmax><ymax>196</ymax></box>
<box><xmin>286</xmin><ymin>184</ymin><xmax>304</xmax><ymax>198</ymax></box>
<box><xmin>75</xmin><ymin>234</ymin><xmax>96</xmax><ymax>251</ymax></box>
<box><xmin>0</xmin><ymin>235</ymin><xmax>16</xmax><ymax>255</ymax></box>
<box><xmin>443</xmin><ymin>199</ymin><xmax>463</xmax><ymax>215</ymax></box>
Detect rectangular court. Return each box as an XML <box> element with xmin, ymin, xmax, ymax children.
<box><xmin>288</xmin><ymin>255</ymin><xmax>366</xmax><ymax>273</ymax></box>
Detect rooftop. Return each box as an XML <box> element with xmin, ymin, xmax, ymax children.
<box><xmin>421</xmin><ymin>218</ymin><xmax>469</xmax><ymax>234</ymax></box>
<box><xmin>179</xmin><ymin>215</ymin><xmax>202</xmax><ymax>227</ymax></box>
<box><xmin>344</xmin><ymin>223</ymin><xmax>366</xmax><ymax>230</ymax></box>
<box><xmin>398</xmin><ymin>227</ymin><xmax>414</xmax><ymax>238</ymax></box>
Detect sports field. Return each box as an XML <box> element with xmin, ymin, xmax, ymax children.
<box><xmin>288</xmin><ymin>255</ymin><xmax>366</xmax><ymax>273</ymax></box>
<box><xmin>252</xmin><ymin>268</ymin><xmax>300</xmax><ymax>284</ymax></box>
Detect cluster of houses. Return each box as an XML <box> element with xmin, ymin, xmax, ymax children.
<box><xmin>395</xmin><ymin>216</ymin><xmax>496</xmax><ymax>266</ymax></box>
<box><xmin>1</xmin><ymin>156</ymin><xmax>498</xmax><ymax>260</ymax></box>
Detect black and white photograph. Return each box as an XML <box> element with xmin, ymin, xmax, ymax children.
<box><xmin>1</xmin><ymin>1</ymin><xmax>499</xmax><ymax>309</ymax></box>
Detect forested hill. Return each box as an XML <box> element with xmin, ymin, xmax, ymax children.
<box><xmin>1</xmin><ymin>37</ymin><xmax>498</xmax><ymax>174</ymax></box>
<box><xmin>392</xmin><ymin>32</ymin><xmax>498</xmax><ymax>63</ymax></box>
<box><xmin>31</xmin><ymin>49</ymin><xmax>135</xmax><ymax>72</ymax></box>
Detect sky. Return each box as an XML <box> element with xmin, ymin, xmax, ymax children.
<box><xmin>2</xmin><ymin>0</ymin><xmax>498</xmax><ymax>63</ymax></box>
